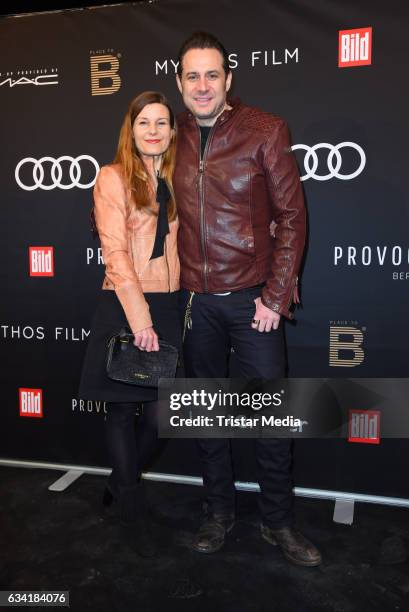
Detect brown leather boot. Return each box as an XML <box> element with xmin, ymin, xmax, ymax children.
<box><xmin>261</xmin><ymin>525</ymin><xmax>322</xmax><ymax>567</ymax></box>
<box><xmin>192</xmin><ymin>512</ymin><xmax>235</xmax><ymax>554</ymax></box>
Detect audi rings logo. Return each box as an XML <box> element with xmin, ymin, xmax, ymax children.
<box><xmin>15</xmin><ymin>156</ymin><xmax>100</xmax><ymax>191</ymax></box>
<box><xmin>291</xmin><ymin>142</ymin><xmax>366</xmax><ymax>181</ymax></box>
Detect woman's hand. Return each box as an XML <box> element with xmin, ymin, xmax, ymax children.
<box><xmin>133</xmin><ymin>327</ymin><xmax>160</xmax><ymax>351</ymax></box>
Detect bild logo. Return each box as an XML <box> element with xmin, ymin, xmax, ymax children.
<box><xmin>29</xmin><ymin>247</ymin><xmax>54</xmax><ymax>277</ymax></box>
<box><xmin>338</xmin><ymin>27</ymin><xmax>372</xmax><ymax>68</ymax></box>
<box><xmin>19</xmin><ymin>388</ymin><xmax>43</xmax><ymax>418</ymax></box>
<box><xmin>348</xmin><ymin>410</ymin><xmax>380</xmax><ymax>444</ymax></box>
<box><xmin>15</xmin><ymin>156</ymin><xmax>99</xmax><ymax>191</ymax></box>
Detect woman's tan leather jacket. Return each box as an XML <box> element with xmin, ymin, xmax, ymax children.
<box><xmin>93</xmin><ymin>164</ymin><xmax>180</xmax><ymax>333</ymax></box>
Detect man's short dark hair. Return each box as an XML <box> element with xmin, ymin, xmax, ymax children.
<box><xmin>177</xmin><ymin>31</ymin><xmax>230</xmax><ymax>76</ymax></box>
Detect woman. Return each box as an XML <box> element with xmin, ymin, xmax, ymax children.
<box><xmin>79</xmin><ymin>91</ymin><xmax>181</xmax><ymax>557</ymax></box>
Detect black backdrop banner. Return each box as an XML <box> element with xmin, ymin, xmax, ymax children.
<box><xmin>1</xmin><ymin>0</ymin><xmax>408</xmax><ymax>499</ymax></box>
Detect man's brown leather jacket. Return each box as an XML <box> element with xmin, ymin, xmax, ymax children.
<box><xmin>173</xmin><ymin>99</ymin><xmax>306</xmax><ymax>319</ymax></box>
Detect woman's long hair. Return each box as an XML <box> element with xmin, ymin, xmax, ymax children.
<box><xmin>114</xmin><ymin>91</ymin><xmax>177</xmax><ymax>221</ymax></box>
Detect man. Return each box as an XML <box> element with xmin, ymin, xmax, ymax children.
<box><xmin>173</xmin><ymin>32</ymin><xmax>321</xmax><ymax>567</ymax></box>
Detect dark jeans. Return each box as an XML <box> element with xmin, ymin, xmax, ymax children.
<box><xmin>104</xmin><ymin>400</ymin><xmax>166</xmax><ymax>493</ymax></box>
<box><xmin>180</xmin><ymin>286</ymin><xmax>294</xmax><ymax>529</ymax></box>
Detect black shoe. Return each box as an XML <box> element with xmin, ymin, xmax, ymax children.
<box><xmin>102</xmin><ymin>487</ymin><xmax>115</xmax><ymax>507</ymax></box>
<box><xmin>102</xmin><ymin>475</ymin><xmax>120</xmax><ymax>508</ymax></box>
<box><xmin>120</xmin><ymin>519</ymin><xmax>158</xmax><ymax>559</ymax></box>
<box><xmin>261</xmin><ymin>525</ymin><xmax>322</xmax><ymax>567</ymax></box>
<box><xmin>192</xmin><ymin>512</ymin><xmax>235</xmax><ymax>554</ymax></box>
<box><xmin>119</xmin><ymin>483</ymin><xmax>158</xmax><ymax>558</ymax></box>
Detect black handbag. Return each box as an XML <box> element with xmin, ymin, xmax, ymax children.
<box><xmin>106</xmin><ymin>327</ymin><xmax>178</xmax><ymax>387</ymax></box>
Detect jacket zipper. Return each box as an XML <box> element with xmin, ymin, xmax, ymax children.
<box><xmin>164</xmin><ymin>237</ymin><xmax>171</xmax><ymax>292</ymax></box>
<box><xmin>270</xmin><ymin>167</ymin><xmax>295</xmax><ymax>312</ymax></box>
<box><xmin>287</xmin><ymin>276</ymin><xmax>299</xmax><ymax>310</ymax></box>
<box><xmin>198</xmin><ymin>124</ymin><xmax>216</xmax><ymax>293</ymax></box>
<box><xmin>154</xmin><ymin>174</ymin><xmax>171</xmax><ymax>293</ymax></box>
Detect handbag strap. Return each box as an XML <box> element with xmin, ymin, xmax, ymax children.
<box><xmin>118</xmin><ymin>327</ymin><xmax>133</xmax><ymax>343</ymax></box>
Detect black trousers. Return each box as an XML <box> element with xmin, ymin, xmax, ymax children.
<box><xmin>104</xmin><ymin>400</ymin><xmax>165</xmax><ymax>493</ymax></box>
<box><xmin>180</xmin><ymin>286</ymin><xmax>294</xmax><ymax>529</ymax></box>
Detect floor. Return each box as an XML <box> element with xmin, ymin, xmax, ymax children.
<box><xmin>1</xmin><ymin>466</ymin><xmax>409</xmax><ymax>612</ymax></box>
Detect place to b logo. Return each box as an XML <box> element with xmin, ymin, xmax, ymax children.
<box><xmin>29</xmin><ymin>246</ymin><xmax>54</xmax><ymax>277</ymax></box>
<box><xmin>338</xmin><ymin>27</ymin><xmax>372</xmax><ymax>67</ymax></box>
<box><xmin>329</xmin><ymin>326</ymin><xmax>364</xmax><ymax>367</ymax></box>
<box><xmin>90</xmin><ymin>54</ymin><xmax>121</xmax><ymax>96</ymax></box>
<box><xmin>348</xmin><ymin>409</ymin><xmax>380</xmax><ymax>444</ymax></box>
<box><xmin>19</xmin><ymin>388</ymin><xmax>43</xmax><ymax>418</ymax></box>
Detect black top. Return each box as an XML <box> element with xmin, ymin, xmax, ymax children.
<box><xmin>150</xmin><ymin>177</ymin><xmax>170</xmax><ymax>260</ymax></box>
<box><xmin>200</xmin><ymin>126</ymin><xmax>211</xmax><ymax>159</ymax></box>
